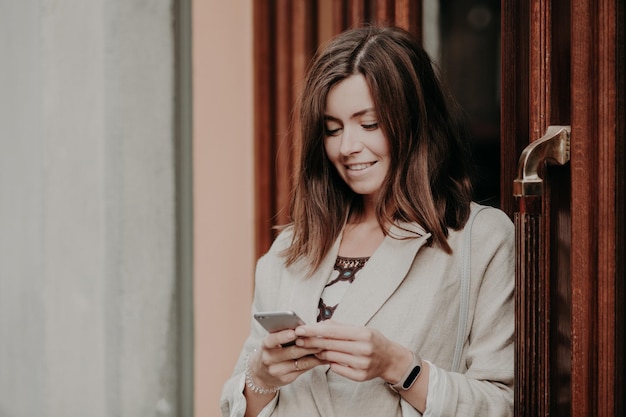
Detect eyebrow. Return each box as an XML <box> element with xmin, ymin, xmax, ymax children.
<box><xmin>323</xmin><ymin>107</ymin><xmax>376</xmax><ymax>122</ymax></box>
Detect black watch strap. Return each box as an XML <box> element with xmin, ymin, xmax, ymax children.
<box><xmin>387</xmin><ymin>352</ymin><xmax>422</xmax><ymax>392</ymax></box>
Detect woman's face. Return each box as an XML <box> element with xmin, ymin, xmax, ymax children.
<box><xmin>323</xmin><ymin>74</ymin><xmax>390</xmax><ymax>198</ymax></box>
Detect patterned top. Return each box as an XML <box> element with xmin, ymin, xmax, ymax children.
<box><xmin>317</xmin><ymin>256</ymin><xmax>369</xmax><ymax>322</ymax></box>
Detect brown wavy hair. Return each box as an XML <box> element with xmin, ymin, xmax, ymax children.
<box><xmin>282</xmin><ymin>25</ymin><xmax>474</xmax><ymax>271</ymax></box>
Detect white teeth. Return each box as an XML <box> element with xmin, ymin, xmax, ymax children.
<box><xmin>347</xmin><ymin>163</ymin><xmax>374</xmax><ymax>171</ymax></box>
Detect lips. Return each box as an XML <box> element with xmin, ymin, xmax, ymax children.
<box><xmin>346</xmin><ymin>162</ymin><xmax>376</xmax><ymax>171</ymax></box>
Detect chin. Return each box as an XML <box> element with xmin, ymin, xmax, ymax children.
<box><xmin>348</xmin><ymin>186</ymin><xmax>381</xmax><ymax>196</ymax></box>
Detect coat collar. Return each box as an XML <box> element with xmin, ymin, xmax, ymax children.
<box><xmin>331</xmin><ymin>222</ymin><xmax>431</xmax><ymax>326</ymax></box>
<box><xmin>289</xmin><ymin>221</ymin><xmax>431</xmax><ymax>327</ymax></box>
<box><xmin>297</xmin><ymin>221</ymin><xmax>430</xmax><ymax>413</ymax></box>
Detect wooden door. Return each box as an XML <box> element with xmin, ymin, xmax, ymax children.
<box><xmin>502</xmin><ymin>0</ymin><xmax>625</xmax><ymax>416</ymax></box>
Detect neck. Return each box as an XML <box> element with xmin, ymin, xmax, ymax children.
<box><xmin>362</xmin><ymin>194</ymin><xmax>378</xmax><ymax>219</ymax></box>
<box><xmin>348</xmin><ymin>195</ymin><xmax>379</xmax><ymax>226</ymax></box>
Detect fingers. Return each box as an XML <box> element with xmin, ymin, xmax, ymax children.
<box><xmin>263</xmin><ymin>329</ymin><xmax>297</xmax><ymax>348</ymax></box>
<box><xmin>295</xmin><ymin>320</ymin><xmax>367</xmax><ymax>341</ymax></box>
<box><xmin>257</xmin><ymin>337</ymin><xmax>325</xmax><ymax>374</ymax></box>
<box><xmin>257</xmin><ymin>352</ymin><xmax>325</xmax><ymax>383</ymax></box>
<box><xmin>258</xmin><ymin>321</ymin><xmax>392</xmax><ymax>384</ymax></box>
<box><xmin>292</xmin><ymin>322</ymin><xmax>397</xmax><ymax>382</ymax></box>
<box><xmin>262</xmin><ymin>329</ymin><xmax>324</xmax><ymax>361</ymax></box>
<box><xmin>295</xmin><ymin>330</ymin><xmax>372</xmax><ymax>356</ymax></box>
<box><xmin>290</xmin><ymin>354</ymin><xmax>326</xmax><ymax>373</ymax></box>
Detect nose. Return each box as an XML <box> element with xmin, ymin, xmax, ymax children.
<box><xmin>339</xmin><ymin>126</ymin><xmax>363</xmax><ymax>156</ymax></box>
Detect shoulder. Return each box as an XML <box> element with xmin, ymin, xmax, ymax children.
<box><xmin>469</xmin><ymin>203</ymin><xmax>513</xmax><ymax>235</ymax></box>
<box><xmin>458</xmin><ymin>203</ymin><xmax>514</xmax><ymax>255</ymax></box>
<box><xmin>266</xmin><ymin>225</ymin><xmax>295</xmax><ymax>254</ymax></box>
<box><xmin>255</xmin><ymin>225</ymin><xmax>295</xmax><ymax>271</ymax></box>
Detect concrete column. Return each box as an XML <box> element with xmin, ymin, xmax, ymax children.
<box><xmin>0</xmin><ymin>1</ymin><xmax>179</xmax><ymax>416</ymax></box>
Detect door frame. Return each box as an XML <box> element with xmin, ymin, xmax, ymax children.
<box><xmin>502</xmin><ymin>0</ymin><xmax>625</xmax><ymax>416</ymax></box>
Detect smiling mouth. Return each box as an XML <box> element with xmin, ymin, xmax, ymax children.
<box><xmin>346</xmin><ymin>162</ymin><xmax>376</xmax><ymax>171</ymax></box>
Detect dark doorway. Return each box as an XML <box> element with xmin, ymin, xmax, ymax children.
<box><xmin>439</xmin><ymin>0</ymin><xmax>501</xmax><ymax>207</ymax></box>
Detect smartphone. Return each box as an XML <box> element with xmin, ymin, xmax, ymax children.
<box><xmin>254</xmin><ymin>310</ymin><xmax>305</xmax><ymax>333</ymax></box>
<box><xmin>254</xmin><ymin>311</ymin><xmax>305</xmax><ymax>347</ymax></box>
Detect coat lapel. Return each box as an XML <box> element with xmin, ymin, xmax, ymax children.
<box><xmin>307</xmin><ymin>365</ymin><xmax>336</xmax><ymax>417</ymax></box>
<box><xmin>287</xmin><ymin>222</ymin><xmax>430</xmax><ymax>417</ymax></box>
<box><xmin>287</xmin><ymin>234</ymin><xmax>341</xmax><ymax>417</ymax></box>
<box><xmin>286</xmin><ymin>229</ymin><xmax>343</xmax><ymax>325</ymax></box>
<box><xmin>330</xmin><ymin>222</ymin><xmax>431</xmax><ymax>326</ymax></box>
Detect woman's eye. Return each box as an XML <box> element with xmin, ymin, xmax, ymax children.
<box><xmin>362</xmin><ymin>122</ymin><xmax>378</xmax><ymax>131</ymax></box>
<box><xmin>325</xmin><ymin>127</ymin><xmax>342</xmax><ymax>136</ymax></box>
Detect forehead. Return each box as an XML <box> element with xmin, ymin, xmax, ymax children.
<box><xmin>324</xmin><ymin>74</ymin><xmax>375</xmax><ymax>118</ymax></box>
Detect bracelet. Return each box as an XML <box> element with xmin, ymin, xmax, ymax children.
<box><xmin>244</xmin><ymin>350</ymin><xmax>280</xmax><ymax>395</ymax></box>
<box><xmin>386</xmin><ymin>351</ymin><xmax>422</xmax><ymax>393</ymax></box>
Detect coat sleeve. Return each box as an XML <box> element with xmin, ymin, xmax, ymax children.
<box><xmin>219</xmin><ymin>252</ymin><xmax>279</xmax><ymax>417</ymax></box>
<box><xmin>220</xmin><ymin>231</ymin><xmax>294</xmax><ymax>417</ymax></box>
<box><xmin>424</xmin><ymin>208</ymin><xmax>515</xmax><ymax>417</ymax></box>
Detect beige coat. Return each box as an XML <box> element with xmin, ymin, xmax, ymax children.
<box><xmin>221</xmin><ymin>204</ymin><xmax>514</xmax><ymax>417</ymax></box>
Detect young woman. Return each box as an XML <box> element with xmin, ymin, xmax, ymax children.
<box><xmin>221</xmin><ymin>25</ymin><xmax>514</xmax><ymax>417</ymax></box>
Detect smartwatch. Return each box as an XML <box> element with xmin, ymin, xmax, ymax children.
<box><xmin>387</xmin><ymin>352</ymin><xmax>422</xmax><ymax>392</ymax></box>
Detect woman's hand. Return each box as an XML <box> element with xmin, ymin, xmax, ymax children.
<box><xmin>293</xmin><ymin>320</ymin><xmax>413</xmax><ymax>384</ymax></box>
<box><xmin>248</xmin><ymin>328</ymin><xmax>326</xmax><ymax>390</ymax></box>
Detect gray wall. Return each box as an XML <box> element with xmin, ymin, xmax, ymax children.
<box><xmin>0</xmin><ymin>1</ymin><xmax>181</xmax><ymax>416</ymax></box>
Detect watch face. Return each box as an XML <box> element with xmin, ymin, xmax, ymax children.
<box><xmin>402</xmin><ymin>365</ymin><xmax>422</xmax><ymax>390</ymax></box>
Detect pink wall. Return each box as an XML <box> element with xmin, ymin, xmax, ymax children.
<box><xmin>192</xmin><ymin>1</ymin><xmax>254</xmax><ymax>415</ymax></box>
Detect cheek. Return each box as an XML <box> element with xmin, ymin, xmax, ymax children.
<box><xmin>323</xmin><ymin>139</ymin><xmax>339</xmax><ymax>161</ymax></box>
<box><xmin>371</xmin><ymin>133</ymin><xmax>391</xmax><ymax>158</ymax></box>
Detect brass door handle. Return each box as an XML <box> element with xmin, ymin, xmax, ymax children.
<box><xmin>513</xmin><ymin>124</ymin><xmax>571</xmax><ymax>417</ymax></box>
<box><xmin>513</xmin><ymin>125</ymin><xmax>571</xmax><ymax>197</ymax></box>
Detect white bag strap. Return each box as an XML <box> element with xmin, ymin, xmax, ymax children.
<box><xmin>451</xmin><ymin>205</ymin><xmax>488</xmax><ymax>373</ymax></box>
